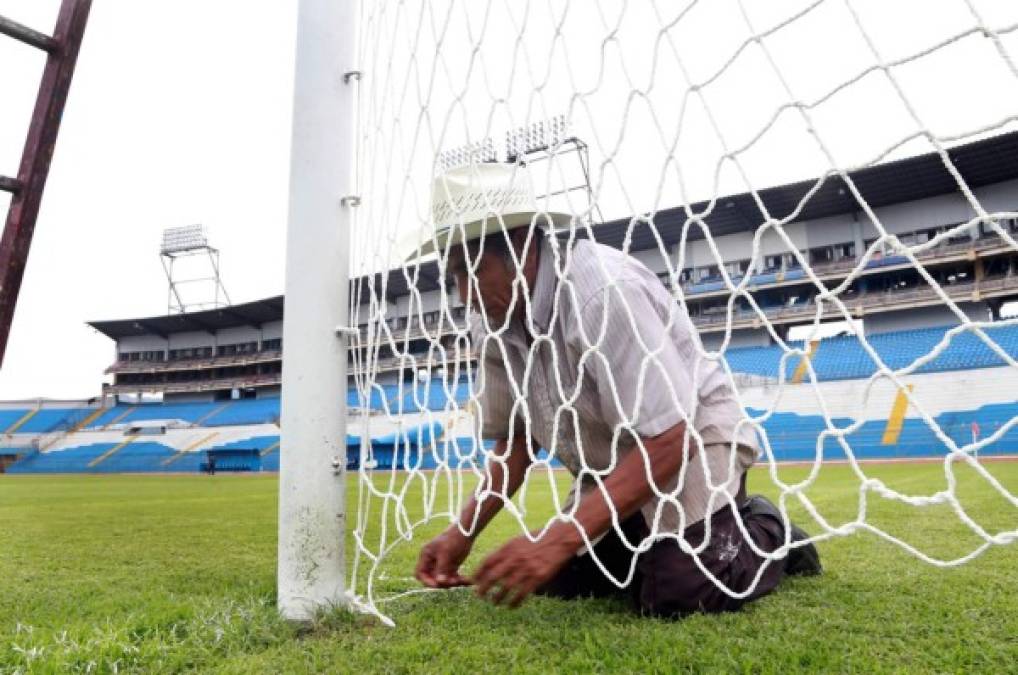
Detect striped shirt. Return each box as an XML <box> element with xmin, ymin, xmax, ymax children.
<box><xmin>472</xmin><ymin>235</ymin><xmax>758</xmax><ymax>532</ymax></box>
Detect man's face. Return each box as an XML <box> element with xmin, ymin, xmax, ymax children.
<box><xmin>446</xmin><ymin>239</ymin><xmax>520</xmax><ymax>325</ymax></box>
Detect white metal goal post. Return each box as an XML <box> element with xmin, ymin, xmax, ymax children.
<box><xmin>277</xmin><ymin>0</ymin><xmax>356</xmax><ymax>621</ymax></box>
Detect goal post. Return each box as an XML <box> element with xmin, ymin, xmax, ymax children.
<box><xmin>277</xmin><ymin>0</ymin><xmax>358</xmax><ymax>621</ymax></box>
<box><xmin>277</xmin><ymin>0</ymin><xmax>1018</xmax><ymax>626</ymax></box>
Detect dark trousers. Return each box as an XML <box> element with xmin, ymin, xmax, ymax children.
<box><xmin>538</xmin><ymin>486</ymin><xmax>788</xmax><ymax>618</ymax></box>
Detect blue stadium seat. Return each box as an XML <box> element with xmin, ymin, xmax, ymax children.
<box><xmin>120</xmin><ymin>402</ymin><xmax>219</xmax><ymax>425</ymax></box>
<box><xmin>8</xmin><ymin>396</ymin><xmax>1015</xmax><ymax>473</ymax></box>
<box><xmin>202</xmin><ymin>398</ymin><xmax>280</xmax><ymax>426</ymax></box>
<box><xmin>91</xmin><ymin>442</ymin><xmax>176</xmax><ymax>473</ymax></box>
<box><xmin>6</xmin><ymin>443</ymin><xmax>118</xmax><ymax>473</ymax></box>
<box><xmin>394</xmin><ymin>378</ymin><xmax>471</xmax><ymax>414</ymax></box>
<box><xmin>0</xmin><ymin>409</ymin><xmax>28</xmax><ymax>431</ymax></box>
<box><xmin>19</xmin><ymin>408</ymin><xmax>93</xmax><ymax>433</ymax></box>
<box><xmin>85</xmin><ymin>406</ymin><xmax>132</xmax><ymax>429</ymax></box>
<box><xmin>347</xmin><ymin>386</ymin><xmax>396</xmax><ymax>412</ymax></box>
<box><xmin>722</xmin><ymin>323</ymin><xmax>1018</xmax><ymax>382</ymax></box>
<box><xmin>747</xmin><ymin>400</ymin><xmax>1018</xmax><ymax>461</ymax></box>
<box><xmin>0</xmin><ymin>408</ymin><xmax>83</xmax><ymax>433</ymax></box>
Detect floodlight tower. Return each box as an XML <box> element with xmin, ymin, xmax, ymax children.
<box><xmin>159</xmin><ymin>224</ymin><xmax>231</xmax><ymax>314</ymax></box>
<box><xmin>505</xmin><ymin>115</ymin><xmax>604</xmax><ymax>224</ymax></box>
<box><xmin>437</xmin><ymin>137</ymin><xmax>497</xmax><ymax>172</ymax></box>
<box><xmin>436</xmin><ymin>116</ymin><xmax>602</xmax><ymax>223</ymax></box>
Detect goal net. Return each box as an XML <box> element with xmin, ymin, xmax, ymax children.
<box><xmin>289</xmin><ymin>0</ymin><xmax>1018</xmax><ymax>624</ymax></box>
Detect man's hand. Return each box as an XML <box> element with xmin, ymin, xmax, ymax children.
<box><xmin>472</xmin><ymin>525</ymin><xmax>579</xmax><ymax>609</ymax></box>
<box><xmin>415</xmin><ymin>527</ymin><xmax>473</xmax><ymax>589</ymax></box>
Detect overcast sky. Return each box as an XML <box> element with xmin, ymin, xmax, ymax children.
<box><xmin>1</xmin><ymin>1</ymin><xmax>297</xmax><ymax>400</ymax></box>
<box><xmin>1</xmin><ymin>0</ymin><xmax>1017</xmax><ymax>401</ymax></box>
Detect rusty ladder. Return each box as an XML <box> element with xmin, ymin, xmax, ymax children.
<box><xmin>0</xmin><ymin>1</ymin><xmax>93</xmax><ymax>366</ymax></box>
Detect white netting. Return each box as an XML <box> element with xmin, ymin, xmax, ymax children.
<box><xmin>344</xmin><ymin>0</ymin><xmax>1018</xmax><ymax>624</ymax></box>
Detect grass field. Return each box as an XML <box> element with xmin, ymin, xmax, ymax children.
<box><xmin>1</xmin><ymin>462</ymin><xmax>1016</xmax><ymax>673</ymax></box>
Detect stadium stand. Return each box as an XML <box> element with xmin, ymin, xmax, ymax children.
<box><xmin>0</xmin><ymin>408</ymin><xmax>83</xmax><ymax>433</ymax></box>
<box><xmin>750</xmin><ymin>400</ymin><xmax>1018</xmax><ymax>462</ymax></box>
<box><xmin>14</xmin><ymin>408</ymin><xmax>81</xmax><ymax>433</ymax></box>
<box><xmin>0</xmin><ymin>446</ymin><xmax>32</xmax><ymax>473</ymax></box>
<box><xmin>347</xmin><ymin>387</ymin><xmax>396</xmax><ymax>412</ymax></box>
<box><xmin>202</xmin><ymin>399</ymin><xmax>280</xmax><ymax>426</ymax></box>
<box><xmin>90</xmin><ymin>442</ymin><xmax>177</xmax><ymax>473</ymax></box>
<box><xmin>0</xmin><ymin>409</ymin><xmax>26</xmax><ymax>432</ymax></box>
<box><xmin>723</xmin><ymin>345</ymin><xmax>799</xmax><ymax>380</ymax></box>
<box><xmin>4</xmin><ymin>323</ymin><xmax>1015</xmax><ymax>474</ymax></box>
<box><xmin>86</xmin><ymin>405</ymin><xmax>133</xmax><ymax>429</ymax></box>
<box><xmin>116</xmin><ymin>402</ymin><xmax>220</xmax><ymax>425</ymax></box>
<box><xmin>724</xmin><ymin>323</ymin><xmax>1018</xmax><ymax>382</ymax></box>
<box><xmin>340</xmin><ymin>380</ymin><xmax>472</xmax><ymax>415</ymax></box>
<box><xmin>259</xmin><ymin>443</ymin><xmax>283</xmax><ymax>472</ymax></box>
<box><xmin>161</xmin><ymin>447</ymin><xmax>212</xmax><ymax>473</ymax></box>
<box><xmin>8</xmin><ymin>398</ymin><xmax>1015</xmax><ymax>473</ymax></box>
<box><xmin>83</xmin><ymin>400</ymin><xmax>281</xmax><ymax>429</ymax></box>
<box><xmin>206</xmin><ymin>435</ymin><xmax>280</xmax><ymax>454</ymax></box>
<box><xmin>686</xmin><ymin>267</ymin><xmax>807</xmax><ymax>296</ymax></box>
<box><xmin>395</xmin><ymin>378</ymin><xmax>472</xmax><ymax>414</ymax></box>
<box><xmin>6</xmin><ymin>443</ymin><xmax>120</xmax><ymax>474</ymax></box>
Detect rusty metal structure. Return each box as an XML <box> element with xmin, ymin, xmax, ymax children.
<box><xmin>0</xmin><ymin>0</ymin><xmax>93</xmax><ymax>366</ymax></box>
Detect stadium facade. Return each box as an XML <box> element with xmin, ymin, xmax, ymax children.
<box><xmin>2</xmin><ymin>132</ymin><xmax>1017</xmax><ymax>472</ymax></box>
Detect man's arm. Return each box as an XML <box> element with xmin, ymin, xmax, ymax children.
<box><xmin>548</xmin><ymin>420</ymin><xmax>687</xmax><ymax>549</ymax></box>
<box><xmin>555</xmin><ymin>278</ymin><xmax>699</xmax><ymax>549</ymax></box>
<box><xmin>415</xmin><ymin>435</ymin><xmax>534</xmax><ymax>588</ymax></box>
<box><xmin>455</xmin><ymin>435</ymin><xmax>535</xmax><ymax>539</ymax></box>
<box><xmin>471</xmin><ymin>421</ymin><xmax>687</xmax><ymax>606</ymax></box>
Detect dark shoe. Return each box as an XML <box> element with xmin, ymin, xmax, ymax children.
<box><xmin>785</xmin><ymin>522</ymin><xmax>822</xmax><ymax>576</ymax></box>
<box><xmin>741</xmin><ymin>494</ymin><xmax>822</xmax><ymax>576</ymax></box>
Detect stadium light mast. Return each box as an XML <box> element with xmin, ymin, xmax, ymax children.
<box><xmin>277</xmin><ymin>0</ymin><xmax>355</xmax><ymax>621</ymax></box>
<box><xmin>437</xmin><ymin>115</ymin><xmax>602</xmax><ymax>225</ymax></box>
<box><xmin>159</xmin><ymin>224</ymin><xmax>231</xmax><ymax>314</ymax></box>
<box><xmin>505</xmin><ymin>115</ymin><xmax>603</xmax><ymax>224</ymax></box>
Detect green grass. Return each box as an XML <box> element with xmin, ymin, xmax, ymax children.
<box><xmin>1</xmin><ymin>462</ymin><xmax>1016</xmax><ymax>673</ymax></box>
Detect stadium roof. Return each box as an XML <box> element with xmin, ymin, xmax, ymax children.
<box><xmin>90</xmin><ymin>130</ymin><xmax>1018</xmax><ymax>340</ymax></box>
<box><xmin>589</xmin><ymin>129</ymin><xmax>1018</xmax><ymax>251</ymax></box>
<box><xmin>89</xmin><ymin>295</ymin><xmax>284</xmax><ymax>340</ymax></box>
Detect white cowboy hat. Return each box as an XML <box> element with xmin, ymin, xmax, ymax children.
<box><xmin>406</xmin><ymin>162</ymin><xmax>572</xmax><ymax>259</ymax></box>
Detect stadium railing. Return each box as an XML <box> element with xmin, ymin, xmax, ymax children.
<box><xmin>106</xmin><ymin>349</ymin><xmax>283</xmax><ymax>375</ymax></box>
<box><xmin>682</xmin><ymin>232</ymin><xmax>1015</xmax><ymax>299</ymax></box>
<box><xmin>692</xmin><ymin>274</ymin><xmax>1018</xmax><ymax>331</ymax></box>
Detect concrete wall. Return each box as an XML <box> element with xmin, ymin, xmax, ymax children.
<box><xmin>215</xmin><ymin>326</ymin><xmax>260</xmax><ymax>346</ymax></box>
<box><xmin>741</xmin><ymin>363</ymin><xmax>1017</xmax><ymax>423</ymax></box>
<box><xmin>630</xmin><ymin>246</ymin><xmax>671</xmax><ymax>273</ymax></box>
<box><xmin>118</xmin><ymin>334</ymin><xmax>169</xmax><ymax>355</ymax></box>
<box><xmin>166</xmin><ymin>331</ymin><xmax>216</xmax><ymax>351</ymax></box>
<box><xmin>860</xmin><ymin>179</ymin><xmax>1018</xmax><ymax>240</ymax></box>
<box><xmin>700</xmin><ymin>328</ymin><xmax>773</xmax><ymax>351</ymax></box>
<box><xmin>118</xmin><ymin>320</ymin><xmax>285</xmax><ymax>357</ymax></box>
<box><xmin>862</xmin><ymin>302</ymin><xmax>991</xmax><ymax>333</ymax></box>
<box><xmin>163</xmin><ymin>384</ymin><xmax>281</xmax><ymax>404</ymax></box>
<box><xmin>262</xmin><ymin>320</ymin><xmax>283</xmax><ymax>341</ymax></box>
<box><xmin>381</xmin><ymin>287</ymin><xmax>458</xmax><ymax>320</ymax></box>
<box><xmin>164</xmin><ymin>392</ymin><xmax>220</xmax><ymax>404</ymax></box>
<box><xmin>0</xmin><ymin>399</ymin><xmax>92</xmax><ymax>410</ymax></box>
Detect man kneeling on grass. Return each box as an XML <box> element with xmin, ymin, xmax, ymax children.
<box><xmin>414</xmin><ymin>164</ymin><xmax>821</xmax><ymax>617</ymax></box>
